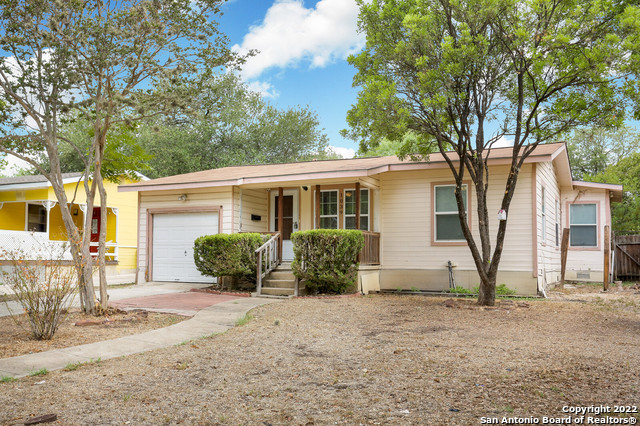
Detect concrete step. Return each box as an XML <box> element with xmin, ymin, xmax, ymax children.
<box><xmin>268</xmin><ymin>270</ymin><xmax>296</xmax><ymax>280</ymax></box>
<box><xmin>260</xmin><ymin>287</ymin><xmax>295</xmax><ymax>296</ymax></box>
<box><xmin>263</xmin><ymin>278</ymin><xmax>296</xmax><ymax>289</ymax></box>
<box><xmin>275</xmin><ymin>263</ymin><xmax>293</xmax><ymax>271</ymax></box>
<box><xmin>252</xmin><ymin>293</ymin><xmax>291</xmax><ymax>299</ymax></box>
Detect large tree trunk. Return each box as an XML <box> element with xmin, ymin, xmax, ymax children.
<box><xmin>80</xmin><ymin>170</ymin><xmax>100</xmax><ymax>314</ymax></box>
<box><xmin>46</xmin><ymin>148</ymin><xmax>98</xmax><ymax>314</ymax></box>
<box><xmin>477</xmin><ymin>272</ymin><xmax>497</xmax><ymax>306</ymax></box>
<box><xmin>97</xmin><ymin>172</ymin><xmax>109</xmax><ymax>312</ymax></box>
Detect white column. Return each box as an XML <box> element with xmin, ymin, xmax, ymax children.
<box><xmin>112</xmin><ymin>207</ymin><xmax>119</xmax><ymax>262</ymax></box>
<box><xmin>42</xmin><ymin>200</ymin><xmax>57</xmax><ymax>240</ymax></box>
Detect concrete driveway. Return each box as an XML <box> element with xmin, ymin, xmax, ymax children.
<box><xmin>0</xmin><ymin>281</ymin><xmax>213</xmax><ymax>318</ymax></box>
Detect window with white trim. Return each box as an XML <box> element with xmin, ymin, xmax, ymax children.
<box><xmin>569</xmin><ymin>203</ymin><xmax>597</xmax><ymax>247</ymax></box>
<box><xmin>27</xmin><ymin>203</ymin><xmax>47</xmax><ymax>232</ymax></box>
<box><xmin>434</xmin><ymin>184</ymin><xmax>467</xmax><ymax>241</ymax></box>
<box><xmin>541</xmin><ymin>187</ymin><xmax>546</xmax><ymax>242</ymax></box>
<box><xmin>319</xmin><ymin>190</ymin><xmax>338</xmax><ymax>229</ymax></box>
<box><xmin>344</xmin><ymin>188</ymin><xmax>369</xmax><ymax>231</ymax></box>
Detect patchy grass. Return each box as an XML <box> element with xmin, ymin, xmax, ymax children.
<box><xmin>1</xmin><ymin>375</ymin><xmax>16</xmax><ymax>383</ymax></box>
<box><xmin>234</xmin><ymin>313</ymin><xmax>254</xmax><ymax>327</ymax></box>
<box><xmin>63</xmin><ymin>358</ymin><xmax>101</xmax><ymax>372</ymax></box>
<box><xmin>28</xmin><ymin>368</ymin><xmax>48</xmax><ymax>377</ymax></box>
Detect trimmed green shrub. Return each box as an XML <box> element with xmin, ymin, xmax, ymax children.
<box><xmin>193</xmin><ymin>233</ymin><xmax>265</xmax><ymax>281</ymax></box>
<box><xmin>291</xmin><ymin>229</ymin><xmax>365</xmax><ymax>294</ymax></box>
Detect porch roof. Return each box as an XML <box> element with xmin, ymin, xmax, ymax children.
<box><xmin>0</xmin><ymin>172</ymin><xmax>83</xmax><ymax>191</ymax></box>
<box><xmin>120</xmin><ymin>143</ymin><xmax>574</xmax><ymax>192</ymax></box>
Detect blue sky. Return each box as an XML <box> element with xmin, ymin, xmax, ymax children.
<box><xmin>219</xmin><ymin>0</ymin><xmax>364</xmax><ymax>158</ymax></box>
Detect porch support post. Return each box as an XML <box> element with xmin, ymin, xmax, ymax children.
<box><xmin>278</xmin><ymin>187</ymin><xmax>283</xmax><ymax>263</ymax></box>
<box><xmin>113</xmin><ymin>207</ymin><xmax>119</xmax><ymax>263</ymax></box>
<box><xmin>43</xmin><ymin>201</ymin><xmax>56</xmax><ymax>240</ymax></box>
<box><xmin>315</xmin><ymin>184</ymin><xmax>321</xmax><ymax>229</ymax></box>
<box><xmin>355</xmin><ymin>182</ymin><xmax>361</xmax><ymax>230</ymax></box>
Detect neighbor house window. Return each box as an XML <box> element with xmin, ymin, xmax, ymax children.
<box><xmin>319</xmin><ymin>190</ymin><xmax>338</xmax><ymax>229</ymax></box>
<box><xmin>27</xmin><ymin>203</ymin><xmax>47</xmax><ymax>233</ymax></box>
<box><xmin>541</xmin><ymin>187</ymin><xmax>546</xmax><ymax>242</ymax></box>
<box><xmin>434</xmin><ymin>184</ymin><xmax>468</xmax><ymax>241</ymax></box>
<box><xmin>344</xmin><ymin>188</ymin><xmax>369</xmax><ymax>231</ymax></box>
<box><xmin>569</xmin><ymin>203</ymin><xmax>597</xmax><ymax>247</ymax></box>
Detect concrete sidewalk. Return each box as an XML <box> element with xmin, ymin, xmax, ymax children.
<box><xmin>0</xmin><ymin>297</ymin><xmax>280</xmax><ymax>378</ymax></box>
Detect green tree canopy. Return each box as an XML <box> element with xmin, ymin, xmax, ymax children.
<box><xmin>566</xmin><ymin>126</ymin><xmax>640</xmax><ymax>178</ymax></box>
<box><xmin>587</xmin><ymin>153</ymin><xmax>640</xmax><ymax>233</ymax></box>
<box><xmin>138</xmin><ymin>74</ymin><xmax>333</xmax><ymax>178</ymax></box>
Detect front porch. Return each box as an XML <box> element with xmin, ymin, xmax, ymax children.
<box><xmin>0</xmin><ymin>201</ymin><xmax>121</xmax><ymax>262</ymax></box>
<box><xmin>236</xmin><ymin>182</ymin><xmax>381</xmax><ymax>263</ymax></box>
<box><xmin>241</xmin><ymin>182</ymin><xmax>381</xmax><ymax>296</ymax></box>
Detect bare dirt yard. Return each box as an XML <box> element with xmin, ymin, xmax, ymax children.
<box><xmin>0</xmin><ymin>309</ymin><xmax>186</xmax><ymax>359</ymax></box>
<box><xmin>1</xmin><ymin>289</ymin><xmax>639</xmax><ymax>425</ymax></box>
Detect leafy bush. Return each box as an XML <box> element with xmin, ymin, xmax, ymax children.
<box><xmin>193</xmin><ymin>233</ymin><xmax>265</xmax><ymax>282</ymax></box>
<box><xmin>471</xmin><ymin>284</ymin><xmax>517</xmax><ymax>295</ymax></box>
<box><xmin>291</xmin><ymin>229</ymin><xmax>364</xmax><ymax>294</ymax></box>
<box><xmin>447</xmin><ymin>285</ymin><xmax>472</xmax><ymax>294</ymax></box>
<box><xmin>496</xmin><ymin>283</ymin><xmax>517</xmax><ymax>295</ymax></box>
<box><xmin>1</xmin><ymin>245</ymin><xmax>77</xmax><ymax>340</ymax></box>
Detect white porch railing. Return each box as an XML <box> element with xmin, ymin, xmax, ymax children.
<box><xmin>0</xmin><ymin>231</ymin><xmax>119</xmax><ymax>262</ymax></box>
<box><xmin>89</xmin><ymin>242</ymin><xmax>119</xmax><ymax>262</ymax></box>
<box><xmin>255</xmin><ymin>233</ymin><xmax>280</xmax><ymax>295</ymax></box>
<box><xmin>0</xmin><ymin>230</ymin><xmax>72</xmax><ymax>260</ymax></box>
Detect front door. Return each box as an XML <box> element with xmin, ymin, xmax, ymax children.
<box><xmin>90</xmin><ymin>207</ymin><xmax>101</xmax><ymax>254</ymax></box>
<box><xmin>271</xmin><ymin>189</ymin><xmax>299</xmax><ymax>261</ymax></box>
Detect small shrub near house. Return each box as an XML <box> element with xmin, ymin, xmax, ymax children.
<box><xmin>1</xmin><ymin>246</ymin><xmax>77</xmax><ymax>340</ymax></box>
<box><xmin>291</xmin><ymin>229</ymin><xmax>365</xmax><ymax>294</ymax></box>
<box><xmin>193</xmin><ymin>233</ymin><xmax>265</xmax><ymax>287</ymax></box>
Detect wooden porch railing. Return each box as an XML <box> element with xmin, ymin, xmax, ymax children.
<box><xmin>255</xmin><ymin>232</ymin><xmax>281</xmax><ymax>295</ymax></box>
<box><xmin>359</xmin><ymin>231</ymin><xmax>380</xmax><ymax>265</ymax></box>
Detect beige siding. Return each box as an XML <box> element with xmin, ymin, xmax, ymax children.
<box><xmin>561</xmin><ymin>188</ymin><xmax>609</xmax><ymax>281</ymax></box>
<box><xmin>535</xmin><ymin>161</ymin><xmax>563</xmax><ymax>286</ymax></box>
<box><xmin>378</xmin><ymin>165</ymin><xmax>534</xmax><ymax>291</ymax></box>
<box><xmin>300</xmin><ymin>188</ymin><xmax>313</xmax><ymax>231</ymax></box>
<box><xmin>234</xmin><ymin>187</ymin><xmax>269</xmax><ymax>233</ymax></box>
<box><xmin>137</xmin><ymin>187</ymin><xmax>233</xmax><ymax>282</ymax></box>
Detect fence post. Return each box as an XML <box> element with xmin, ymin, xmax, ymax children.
<box><xmin>604</xmin><ymin>225</ymin><xmax>610</xmax><ymax>291</ymax></box>
<box><xmin>560</xmin><ymin>228</ymin><xmax>570</xmax><ymax>287</ymax></box>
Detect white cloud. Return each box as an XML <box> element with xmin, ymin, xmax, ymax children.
<box><xmin>329</xmin><ymin>145</ymin><xmax>355</xmax><ymax>159</ymax></box>
<box><xmin>233</xmin><ymin>0</ymin><xmax>364</xmax><ymax>80</ymax></box>
<box><xmin>492</xmin><ymin>135</ymin><xmax>514</xmax><ymax>148</ymax></box>
<box><xmin>1</xmin><ymin>154</ymin><xmax>34</xmax><ymax>176</ymax></box>
<box><xmin>245</xmin><ymin>80</ymin><xmax>279</xmax><ymax>98</ymax></box>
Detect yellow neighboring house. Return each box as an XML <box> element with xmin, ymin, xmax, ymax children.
<box><xmin>0</xmin><ymin>172</ymin><xmax>143</xmax><ymax>284</ymax></box>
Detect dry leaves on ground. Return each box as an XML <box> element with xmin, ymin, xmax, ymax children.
<box><xmin>0</xmin><ymin>309</ymin><xmax>186</xmax><ymax>359</ymax></box>
<box><xmin>1</xmin><ymin>293</ymin><xmax>639</xmax><ymax>425</ymax></box>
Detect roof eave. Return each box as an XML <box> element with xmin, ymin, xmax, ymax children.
<box><xmin>572</xmin><ymin>180</ymin><xmax>624</xmax><ymax>202</ymax></box>
<box><xmin>119</xmin><ymin>152</ymin><xmax>560</xmax><ymax>192</ymax></box>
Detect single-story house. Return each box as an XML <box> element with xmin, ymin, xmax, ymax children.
<box><xmin>0</xmin><ymin>172</ymin><xmax>143</xmax><ymax>284</ymax></box>
<box><xmin>119</xmin><ymin>142</ymin><xmax>622</xmax><ymax>295</ymax></box>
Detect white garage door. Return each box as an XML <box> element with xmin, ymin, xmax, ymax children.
<box><xmin>152</xmin><ymin>212</ymin><xmax>219</xmax><ymax>283</ymax></box>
